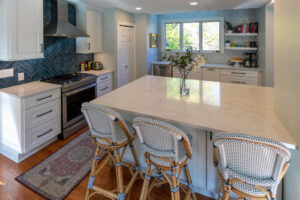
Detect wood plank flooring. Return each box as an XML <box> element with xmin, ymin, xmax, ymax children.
<box><xmin>0</xmin><ymin>127</ymin><xmax>213</xmax><ymax>200</ymax></box>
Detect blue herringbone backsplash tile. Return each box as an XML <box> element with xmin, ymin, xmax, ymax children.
<box><xmin>0</xmin><ymin>0</ymin><xmax>93</xmax><ymax>89</ymax></box>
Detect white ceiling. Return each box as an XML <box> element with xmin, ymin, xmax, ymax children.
<box><xmin>80</xmin><ymin>0</ymin><xmax>271</xmax><ymax>14</ymax></box>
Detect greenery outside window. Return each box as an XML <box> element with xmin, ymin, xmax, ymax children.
<box><xmin>163</xmin><ymin>19</ymin><xmax>224</xmax><ymax>53</ymax></box>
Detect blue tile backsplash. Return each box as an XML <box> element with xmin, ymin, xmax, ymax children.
<box><xmin>0</xmin><ymin>0</ymin><xmax>93</xmax><ymax>89</ymax></box>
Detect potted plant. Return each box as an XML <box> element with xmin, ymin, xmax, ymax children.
<box><xmin>225</xmin><ymin>40</ymin><xmax>231</xmax><ymax>48</ymax></box>
<box><xmin>225</xmin><ymin>21</ymin><xmax>234</xmax><ymax>33</ymax></box>
<box><xmin>163</xmin><ymin>48</ymin><xmax>201</xmax><ymax>95</ymax></box>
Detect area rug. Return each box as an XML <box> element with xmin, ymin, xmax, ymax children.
<box><xmin>16</xmin><ymin>130</ymin><xmax>106</xmax><ymax>200</ymax></box>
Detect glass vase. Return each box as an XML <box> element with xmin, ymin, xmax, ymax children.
<box><xmin>180</xmin><ymin>68</ymin><xmax>189</xmax><ymax>95</ymax></box>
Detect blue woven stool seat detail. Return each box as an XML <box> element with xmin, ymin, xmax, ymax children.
<box><xmin>135</xmin><ymin>165</ymin><xmax>141</xmax><ymax>171</ymax></box>
<box><xmin>145</xmin><ymin>175</ymin><xmax>151</xmax><ymax>180</ymax></box>
<box><xmin>88</xmin><ymin>176</ymin><xmax>95</xmax><ymax>189</ymax></box>
<box><xmin>170</xmin><ymin>186</ymin><xmax>179</xmax><ymax>193</ymax></box>
<box><xmin>171</xmin><ymin>172</ymin><xmax>179</xmax><ymax>178</ymax></box>
<box><xmin>115</xmin><ymin>162</ymin><xmax>122</xmax><ymax>167</ymax></box>
<box><xmin>94</xmin><ymin>156</ymin><xmax>101</xmax><ymax>160</ymax></box>
<box><xmin>188</xmin><ymin>183</ymin><xmax>194</xmax><ymax>192</ymax></box>
<box><xmin>116</xmin><ymin>192</ymin><xmax>126</xmax><ymax>200</ymax></box>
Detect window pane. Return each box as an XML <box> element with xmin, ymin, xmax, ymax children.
<box><xmin>202</xmin><ymin>22</ymin><xmax>220</xmax><ymax>51</ymax></box>
<box><xmin>183</xmin><ymin>23</ymin><xmax>199</xmax><ymax>51</ymax></box>
<box><xmin>165</xmin><ymin>23</ymin><xmax>180</xmax><ymax>51</ymax></box>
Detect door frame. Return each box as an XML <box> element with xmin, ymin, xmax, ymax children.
<box><xmin>116</xmin><ymin>21</ymin><xmax>136</xmax><ymax>88</ymax></box>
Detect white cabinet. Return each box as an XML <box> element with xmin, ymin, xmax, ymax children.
<box><xmin>220</xmin><ymin>69</ymin><xmax>262</xmax><ymax>86</ymax></box>
<box><xmin>202</xmin><ymin>68</ymin><xmax>221</xmax><ymax>82</ymax></box>
<box><xmin>0</xmin><ymin>84</ymin><xmax>61</xmax><ymax>163</ymax></box>
<box><xmin>77</xmin><ymin>9</ymin><xmax>103</xmax><ymax>54</ymax></box>
<box><xmin>173</xmin><ymin>68</ymin><xmax>202</xmax><ymax>80</ymax></box>
<box><xmin>96</xmin><ymin>73</ymin><xmax>113</xmax><ymax>97</ymax></box>
<box><xmin>0</xmin><ymin>0</ymin><xmax>44</xmax><ymax>61</ymax></box>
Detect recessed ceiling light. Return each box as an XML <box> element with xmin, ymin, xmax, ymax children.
<box><xmin>190</xmin><ymin>2</ymin><xmax>198</xmax><ymax>6</ymax></box>
<box><xmin>136</xmin><ymin>7</ymin><xmax>142</xmax><ymax>10</ymax></box>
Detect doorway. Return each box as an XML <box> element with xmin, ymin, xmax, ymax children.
<box><xmin>117</xmin><ymin>24</ymin><xmax>135</xmax><ymax>88</ymax></box>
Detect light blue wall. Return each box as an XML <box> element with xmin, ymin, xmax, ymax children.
<box><xmin>147</xmin><ymin>15</ymin><xmax>159</xmax><ymax>75</ymax></box>
<box><xmin>157</xmin><ymin>9</ymin><xmax>259</xmax><ymax>64</ymax></box>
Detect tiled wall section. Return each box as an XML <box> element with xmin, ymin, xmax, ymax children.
<box><xmin>158</xmin><ymin>9</ymin><xmax>258</xmax><ymax>64</ymax></box>
<box><xmin>0</xmin><ymin>0</ymin><xmax>93</xmax><ymax>89</ymax></box>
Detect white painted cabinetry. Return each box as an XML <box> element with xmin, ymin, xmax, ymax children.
<box><xmin>0</xmin><ymin>0</ymin><xmax>44</xmax><ymax>61</ymax></box>
<box><xmin>202</xmin><ymin>68</ymin><xmax>221</xmax><ymax>82</ymax></box>
<box><xmin>0</xmin><ymin>83</ymin><xmax>61</xmax><ymax>162</ymax></box>
<box><xmin>173</xmin><ymin>68</ymin><xmax>202</xmax><ymax>80</ymax></box>
<box><xmin>77</xmin><ymin>9</ymin><xmax>103</xmax><ymax>53</ymax></box>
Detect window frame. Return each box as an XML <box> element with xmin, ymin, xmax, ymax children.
<box><xmin>161</xmin><ymin>17</ymin><xmax>224</xmax><ymax>53</ymax></box>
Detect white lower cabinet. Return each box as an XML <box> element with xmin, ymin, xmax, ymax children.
<box><xmin>202</xmin><ymin>68</ymin><xmax>221</xmax><ymax>82</ymax></box>
<box><xmin>173</xmin><ymin>68</ymin><xmax>202</xmax><ymax>80</ymax></box>
<box><xmin>0</xmin><ymin>87</ymin><xmax>61</xmax><ymax>163</ymax></box>
<box><xmin>96</xmin><ymin>73</ymin><xmax>113</xmax><ymax>97</ymax></box>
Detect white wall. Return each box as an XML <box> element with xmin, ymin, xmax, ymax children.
<box><xmin>265</xmin><ymin>3</ymin><xmax>274</xmax><ymax>87</ymax></box>
<box><xmin>146</xmin><ymin>15</ymin><xmax>159</xmax><ymax>75</ymax></box>
<box><xmin>274</xmin><ymin>0</ymin><xmax>300</xmax><ymax>199</ymax></box>
<box><xmin>94</xmin><ymin>8</ymin><xmax>135</xmax><ymax>88</ymax></box>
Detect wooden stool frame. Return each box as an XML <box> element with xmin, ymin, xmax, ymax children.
<box><xmin>213</xmin><ymin>137</ymin><xmax>290</xmax><ymax>200</ymax></box>
<box><xmin>84</xmin><ymin>113</ymin><xmax>143</xmax><ymax>200</ymax></box>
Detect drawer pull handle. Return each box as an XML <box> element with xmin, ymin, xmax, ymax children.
<box><xmin>100</xmin><ymin>77</ymin><xmax>108</xmax><ymax>81</ymax></box>
<box><xmin>36</xmin><ymin>95</ymin><xmax>53</xmax><ymax>101</ymax></box>
<box><xmin>232</xmin><ymin>72</ymin><xmax>246</xmax><ymax>75</ymax></box>
<box><xmin>100</xmin><ymin>87</ymin><xmax>109</xmax><ymax>91</ymax></box>
<box><xmin>37</xmin><ymin>129</ymin><xmax>53</xmax><ymax>138</ymax></box>
<box><xmin>207</xmin><ymin>68</ymin><xmax>215</xmax><ymax>71</ymax></box>
<box><xmin>232</xmin><ymin>81</ymin><xmax>246</xmax><ymax>84</ymax></box>
<box><xmin>37</xmin><ymin>110</ymin><xmax>53</xmax><ymax>118</ymax></box>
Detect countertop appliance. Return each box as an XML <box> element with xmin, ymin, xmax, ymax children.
<box><xmin>92</xmin><ymin>62</ymin><xmax>104</xmax><ymax>70</ymax></box>
<box><xmin>243</xmin><ymin>53</ymin><xmax>257</xmax><ymax>68</ymax></box>
<box><xmin>41</xmin><ymin>72</ymin><xmax>97</xmax><ymax>139</ymax></box>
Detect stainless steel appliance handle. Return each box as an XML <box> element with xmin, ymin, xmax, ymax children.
<box><xmin>63</xmin><ymin>83</ymin><xmax>97</xmax><ymax>97</ymax></box>
<box><xmin>37</xmin><ymin>110</ymin><xmax>53</xmax><ymax>118</ymax></box>
<box><xmin>37</xmin><ymin>128</ymin><xmax>53</xmax><ymax>138</ymax></box>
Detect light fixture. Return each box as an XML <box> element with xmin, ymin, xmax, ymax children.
<box><xmin>136</xmin><ymin>7</ymin><xmax>142</xmax><ymax>10</ymax></box>
<box><xmin>190</xmin><ymin>2</ymin><xmax>198</xmax><ymax>6</ymax></box>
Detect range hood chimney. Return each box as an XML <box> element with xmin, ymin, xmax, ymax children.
<box><xmin>44</xmin><ymin>0</ymin><xmax>89</xmax><ymax>38</ymax></box>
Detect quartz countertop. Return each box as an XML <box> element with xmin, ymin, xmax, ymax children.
<box><xmin>201</xmin><ymin>63</ymin><xmax>262</xmax><ymax>71</ymax></box>
<box><xmin>92</xmin><ymin>75</ymin><xmax>296</xmax><ymax>147</ymax></box>
<box><xmin>81</xmin><ymin>69</ymin><xmax>114</xmax><ymax>76</ymax></box>
<box><xmin>0</xmin><ymin>81</ymin><xmax>61</xmax><ymax>98</ymax></box>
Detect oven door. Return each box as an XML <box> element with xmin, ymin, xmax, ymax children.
<box><xmin>62</xmin><ymin>83</ymin><xmax>96</xmax><ymax>129</ymax></box>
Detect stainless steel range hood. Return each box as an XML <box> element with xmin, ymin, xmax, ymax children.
<box><xmin>44</xmin><ymin>0</ymin><xmax>89</xmax><ymax>38</ymax></box>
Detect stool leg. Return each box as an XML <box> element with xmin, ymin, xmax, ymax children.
<box><xmin>171</xmin><ymin>167</ymin><xmax>180</xmax><ymax>200</ymax></box>
<box><xmin>222</xmin><ymin>182</ymin><xmax>231</xmax><ymax>200</ymax></box>
<box><xmin>85</xmin><ymin>147</ymin><xmax>101</xmax><ymax>200</ymax></box>
<box><xmin>115</xmin><ymin>149</ymin><xmax>125</xmax><ymax>197</ymax></box>
<box><xmin>140</xmin><ymin>163</ymin><xmax>151</xmax><ymax>200</ymax></box>
<box><xmin>184</xmin><ymin>164</ymin><xmax>197</xmax><ymax>200</ymax></box>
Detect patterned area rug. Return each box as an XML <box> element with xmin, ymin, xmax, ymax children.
<box><xmin>16</xmin><ymin>130</ymin><xmax>105</xmax><ymax>200</ymax></box>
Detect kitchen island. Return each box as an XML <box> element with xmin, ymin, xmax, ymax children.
<box><xmin>91</xmin><ymin>75</ymin><xmax>296</xmax><ymax>198</ymax></box>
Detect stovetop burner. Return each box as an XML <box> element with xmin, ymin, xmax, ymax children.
<box><xmin>41</xmin><ymin>72</ymin><xmax>96</xmax><ymax>85</ymax></box>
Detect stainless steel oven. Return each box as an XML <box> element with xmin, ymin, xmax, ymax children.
<box><xmin>62</xmin><ymin>82</ymin><xmax>96</xmax><ymax>139</ymax></box>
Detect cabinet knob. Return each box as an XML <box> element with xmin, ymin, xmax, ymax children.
<box><xmin>88</xmin><ymin>43</ymin><xmax>91</xmax><ymax>50</ymax></box>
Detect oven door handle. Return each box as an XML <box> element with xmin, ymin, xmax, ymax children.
<box><xmin>63</xmin><ymin>83</ymin><xmax>97</xmax><ymax>97</ymax></box>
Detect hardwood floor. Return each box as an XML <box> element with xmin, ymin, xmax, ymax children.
<box><xmin>0</xmin><ymin>127</ymin><xmax>213</xmax><ymax>200</ymax></box>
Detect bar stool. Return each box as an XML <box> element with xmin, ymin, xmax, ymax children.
<box><xmin>213</xmin><ymin>133</ymin><xmax>291</xmax><ymax>200</ymax></box>
<box><xmin>81</xmin><ymin>102</ymin><xmax>141</xmax><ymax>200</ymax></box>
<box><xmin>133</xmin><ymin>117</ymin><xmax>197</xmax><ymax>200</ymax></box>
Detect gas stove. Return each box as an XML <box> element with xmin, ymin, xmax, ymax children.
<box><xmin>41</xmin><ymin>72</ymin><xmax>97</xmax><ymax>139</ymax></box>
<box><xmin>41</xmin><ymin>72</ymin><xmax>97</xmax><ymax>92</ymax></box>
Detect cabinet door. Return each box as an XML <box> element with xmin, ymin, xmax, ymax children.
<box><xmin>15</xmin><ymin>0</ymin><xmax>43</xmax><ymax>60</ymax></box>
<box><xmin>202</xmin><ymin>68</ymin><xmax>220</xmax><ymax>82</ymax></box>
<box><xmin>86</xmin><ymin>10</ymin><xmax>102</xmax><ymax>53</ymax></box>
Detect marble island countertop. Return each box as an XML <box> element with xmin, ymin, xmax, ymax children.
<box><xmin>0</xmin><ymin>81</ymin><xmax>61</xmax><ymax>98</ymax></box>
<box><xmin>92</xmin><ymin>75</ymin><xmax>296</xmax><ymax>148</ymax></box>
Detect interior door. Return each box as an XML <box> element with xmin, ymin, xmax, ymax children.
<box><xmin>117</xmin><ymin>25</ymin><xmax>134</xmax><ymax>88</ymax></box>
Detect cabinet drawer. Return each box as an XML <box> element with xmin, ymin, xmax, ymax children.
<box><xmin>24</xmin><ymin>89</ymin><xmax>61</xmax><ymax>109</ymax></box>
<box><xmin>25</xmin><ymin>99</ymin><xmax>61</xmax><ymax>131</ymax></box>
<box><xmin>97</xmin><ymin>73</ymin><xmax>112</xmax><ymax>83</ymax></box>
<box><xmin>25</xmin><ymin>117</ymin><xmax>61</xmax><ymax>152</ymax></box>
<box><xmin>202</xmin><ymin>68</ymin><xmax>220</xmax><ymax>82</ymax></box>
<box><xmin>188</xmin><ymin>72</ymin><xmax>201</xmax><ymax>80</ymax></box>
<box><xmin>221</xmin><ymin>69</ymin><xmax>259</xmax><ymax>78</ymax></box>
<box><xmin>221</xmin><ymin>77</ymin><xmax>259</xmax><ymax>86</ymax></box>
<box><xmin>97</xmin><ymin>80</ymin><xmax>112</xmax><ymax>97</ymax></box>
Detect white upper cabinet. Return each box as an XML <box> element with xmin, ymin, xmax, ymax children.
<box><xmin>0</xmin><ymin>0</ymin><xmax>44</xmax><ymax>61</ymax></box>
<box><xmin>76</xmin><ymin>9</ymin><xmax>103</xmax><ymax>54</ymax></box>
